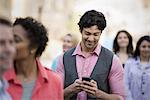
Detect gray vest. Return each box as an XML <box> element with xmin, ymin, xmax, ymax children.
<box><xmin>63</xmin><ymin>46</ymin><xmax>113</xmax><ymax>99</ymax></box>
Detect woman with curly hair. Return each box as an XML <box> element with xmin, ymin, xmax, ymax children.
<box><xmin>113</xmin><ymin>30</ymin><xmax>133</xmax><ymax>67</ymax></box>
<box><xmin>4</xmin><ymin>17</ymin><xmax>63</xmax><ymax>100</ymax></box>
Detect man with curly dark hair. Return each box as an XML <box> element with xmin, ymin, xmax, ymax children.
<box><xmin>4</xmin><ymin>17</ymin><xmax>63</xmax><ymax>100</ymax></box>
<box><xmin>57</xmin><ymin>10</ymin><xmax>125</xmax><ymax>100</ymax></box>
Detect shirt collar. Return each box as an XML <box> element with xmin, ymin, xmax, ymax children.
<box><xmin>4</xmin><ymin>59</ymin><xmax>49</xmax><ymax>83</ymax></box>
<box><xmin>135</xmin><ymin>57</ymin><xmax>141</xmax><ymax>65</ymax></box>
<box><xmin>135</xmin><ymin>57</ymin><xmax>150</xmax><ymax>69</ymax></box>
<box><xmin>135</xmin><ymin>57</ymin><xmax>150</xmax><ymax>64</ymax></box>
<box><xmin>36</xmin><ymin>58</ymin><xmax>49</xmax><ymax>82</ymax></box>
<box><xmin>72</xmin><ymin>43</ymin><xmax>101</xmax><ymax>56</ymax></box>
<box><xmin>3</xmin><ymin>68</ymin><xmax>17</xmax><ymax>83</ymax></box>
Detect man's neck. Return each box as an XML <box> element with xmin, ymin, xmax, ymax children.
<box><xmin>80</xmin><ymin>42</ymin><xmax>96</xmax><ymax>53</ymax></box>
<box><xmin>80</xmin><ymin>42</ymin><xmax>97</xmax><ymax>57</ymax></box>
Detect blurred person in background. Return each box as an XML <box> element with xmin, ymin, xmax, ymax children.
<box><xmin>113</xmin><ymin>30</ymin><xmax>133</xmax><ymax>67</ymax></box>
<box><xmin>0</xmin><ymin>18</ymin><xmax>16</xmax><ymax>100</ymax></box>
<box><xmin>125</xmin><ymin>35</ymin><xmax>150</xmax><ymax>100</ymax></box>
<box><xmin>57</xmin><ymin>10</ymin><xmax>125</xmax><ymax>100</ymax></box>
<box><xmin>4</xmin><ymin>17</ymin><xmax>63</xmax><ymax>100</ymax></box>
<box><xmin>51</xmin><ymin>33</ymin><xmax>78</xmax><ymax>70</ymax></box>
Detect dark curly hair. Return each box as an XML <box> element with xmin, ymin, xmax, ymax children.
<box><xmin>113</xmin><ymin>30</ymin><xmax>133</xmax><ymax>55</ymax></box>
<box><xmin>78</xmin><ymin>10</ymin><xmax>106</xmax><ymax>32</ymax></box>
<box><xmin>13</xmin><ymin>17</ymin><xmax>48</xmax><ymax>57</ymax></box>
<box><xmin>134</xmin><ymin>35</ymin><xmax>150</xmax><ymax>59</ymax></box>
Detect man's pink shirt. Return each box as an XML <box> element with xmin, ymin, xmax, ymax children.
<box><xmin>56</xmin><ymin>44</ymin><xmax>125</xmax><ymax>100</ymax></box>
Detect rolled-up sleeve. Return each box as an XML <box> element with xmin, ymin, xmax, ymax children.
<box><xmin>108</xmin><ymin>55</ymin><xmax>126</xmax><ymax>100</ymax></box>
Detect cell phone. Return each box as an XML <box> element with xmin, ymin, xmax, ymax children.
<box><xmin>82</xmin><ymin>77</ymin><xmax>91</xmax><ymax>82</ymax></box>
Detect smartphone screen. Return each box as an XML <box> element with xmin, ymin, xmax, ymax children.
<box><xmin>82</xmin><ymin>77</ymin><xmax>91</xmax><ymax>82</ymax></box>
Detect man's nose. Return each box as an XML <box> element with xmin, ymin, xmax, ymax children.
<box><xmin>88</xmin><ymin>35</ymin><xmax>94</xmax><ymax>41</ymax></box>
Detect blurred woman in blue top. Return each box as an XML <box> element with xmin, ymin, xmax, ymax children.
<box><xmin>51</xmin><ymin>33</ymin><xmax>78</xmax><ymax>70</ymax></box>
<box><xmin>125</xmin><ymin>35</ymin><xmax>150</xmax><ymax>100</ymax></box>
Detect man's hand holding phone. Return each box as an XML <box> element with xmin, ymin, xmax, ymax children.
<box><xmin>81</xmin><ymin>77</ymin><xmax>99</xmax><ymax>98</ymax></box>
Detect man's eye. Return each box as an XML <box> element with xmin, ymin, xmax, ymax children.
<box><xmin>85</xmin><ymin>32</ymin><xmax>90</xmax><ymax>35</ymax></box>
<box><xmin>0</xmin><ymin>40</ymin><xmax>5</xmax><ymax>45</ymax></box>
<box><xmin>94</xmin><ymin>34</ymin><xmax>99</xmax><ymax>36</ymax></box>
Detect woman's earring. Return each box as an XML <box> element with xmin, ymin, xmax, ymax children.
<box><xmin>30</xmin><ymin>50</ymin><xmax>34</xmax><ymax>54</ymax></box>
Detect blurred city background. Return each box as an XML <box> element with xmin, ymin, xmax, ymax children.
<box><xmin>0</xmin><ymin>0</ymin><xmax>150</xmax><ymax>68</ymax></box>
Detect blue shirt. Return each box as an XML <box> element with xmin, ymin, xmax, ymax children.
<box><xmin>22</xmin><ymin>80</ymin><xmax>36</xmax><ymax>100</ymax></box>
<box><xmin>51</xmin><ymin>56</ymin><xmax>60</xmax><ymax>71</ymax></box>
<box><xmin>125</xmin><ymin>57</ymin><xmax>150</xmax><ymax>100</ymax></box>
<box><xmin>0</xmin><ymin>79</ymin><xmax>11</xmax><ymax>100</ymax></box>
